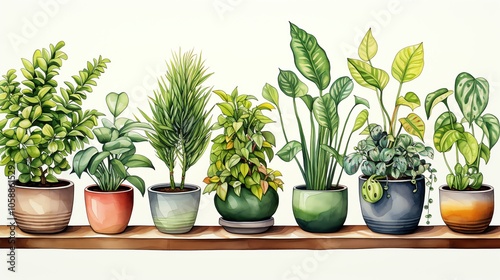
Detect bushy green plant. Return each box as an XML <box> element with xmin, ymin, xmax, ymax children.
<box><xmin>263</xmin><ymin>22</ymin><xmax>369</xmax><ymax>191</ymax></box>
<box><xmin>203</xmin><ymin>88</ymin><xmax>284</xmax><ymax>200</ymax></box>
<box><xmin>140</xmin><ymin>50</ymin><xmax>212</xmax><ymax>189</ymax></box>
<box><xmin>425</xmin><ymin>73</ymin><xmax>500</xmax><ymax>190</ymax></box>
<box><xmin>341</xmin><ymin>29</ymin><xmax>436</xmax><ymax>222</ymax></box>
<box><xmin>0</xmin><ymin>41</ymin><xmax>109</xmax><ymax>185</ymax></box>
<box><xmin>72</xmin><ymin>92</ymin><xmax>154</xmax><ymax>195</ymax></box>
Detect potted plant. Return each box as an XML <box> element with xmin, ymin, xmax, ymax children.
<box><xmin>0</xmin><ymin>41</ymin><xmax>110</xmax><ymax>233</ymax></box>
<box><xmin>263</xmin><ymin>22</ymin><xmax>369</xmax><ymax>233</ymax></box>
<box><xmin>342</xmin><ymin>29</ymin><xmax>437</xmax><ymax>234</ymax></box>
<box><xmin>203</xmin><ymin>87</ymin><xmax>284</xmax><ymax>234</ymax></box>
<box><xmin>425</xmin><ymin>73</ymin><xmax>499</xmax><ymax>233</ymax></box>
<box><xmin>139</xmin><ymin>50</ymin><xmax>212</xmax><ymax>234</ymax></box>
<box><xmin>72</xmin><ymin>92</ymin><xmax>155</xmax><ymax>234</ymax></box>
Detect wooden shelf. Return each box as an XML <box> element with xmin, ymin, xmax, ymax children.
<box><xmin>1</xmin><ymin>225</ymin><xmax>500</xmax><ymax>250</ymax></box>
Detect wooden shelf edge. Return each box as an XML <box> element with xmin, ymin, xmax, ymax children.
<box><xmin>1</xmin><ymin>225</ymin><xmax>500</xmax><ymax>250</ymax></box>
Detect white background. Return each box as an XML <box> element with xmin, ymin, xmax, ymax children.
<box><xmin>1</xmin><ymin>0</ymin><xmax>500</xmax><ymax>279</ymax></box>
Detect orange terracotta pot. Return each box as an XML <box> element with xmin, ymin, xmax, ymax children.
<box><xmin>84</xmin><ymin>185</ymin><xmax>134</xmax><ymax>234</ymax></box>
<box><xmin>440</xmin><ymin>184</ymin><xmax>494</xmax><ymax>234</ymax></box>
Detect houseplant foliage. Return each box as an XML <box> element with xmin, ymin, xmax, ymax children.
<box><xmin>425</xmin><ymin>73</ymin><xmax>498</xmax><ymax>233</ymax></box>
<box><xmin>203</xmin><ymin>87</ymin><xmax>284</xmax><ymax>201</ymax></box>
<box><xmin>139</xmin><ymin>50</ymin><xmax>212</xmax><ymax>234</ymax></box>
<box><xmin>263</xmin><ymin>22</ymin><xmax>369</xmax><ymax>233</ymax></box>
<box><xmin>72</xmin><ymin>92</ymin><xmax>155</xmax><ymax>195</ymax></box>
<box><xmin>0</xmin><ymin>41</ymin><xmax>109</xmax><ymax>185</ymax></box>
<box><xmin>139</xmin><ymin>49</ymin><xmax>212</xmax><ymax>189</ymax></box>
<box><xmin>342</xmin><ymin>28</ymin><xmax>436</xmax><ymax>232</ymax></box>
<box><xmin>264</xmin><ymin>23</ymin><xmax>369</xmax><ymax>192</ymax></box>
<box><xmin>425</xmin><ymin>73</ymin><xmax>499</xmax><ymax>190</ymax></box>
<box><xmin>0</xmin><ymin>41</ymin><xmax>109</xmax><ymax>233</ymax></box>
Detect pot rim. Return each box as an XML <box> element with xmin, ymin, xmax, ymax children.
<box><xmin>147</xmin><ymin>183</ymin><xmax>201</xmax><ymax>194</ymax></box>
<box><xmin>439</xmin><ymin>184</ymin><xmax>494</xmax><ymax>193</ymax></box>
<box><xmin>358</xmin><ymin>174</ymin><xmax>424</xmax><ymax>183</ymax></box>
<box><xmin>84</xmin><ymin>184</ymin><xmax>133</xmax><ymax>194</ymax></box>
<box><xmin>14</xmin><ymin>178</ymin><xmax>74</xmax><ymax>190</ymax></box>
<box><xmin>293</xmin><ymin>184</ymin><xmax>347</xmax><ymax>191</ymax></box>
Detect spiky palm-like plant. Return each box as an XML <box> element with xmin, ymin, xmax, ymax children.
<box><xmin>140</xmin><ymin>49</ymin><xmax>212</xmax><ymax>189</ymax></box>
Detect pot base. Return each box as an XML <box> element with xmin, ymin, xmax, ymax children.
<box><xmin>218</xmin><ymin>217</ymin><xmax>274</xmax><ymax>234</ymax></box>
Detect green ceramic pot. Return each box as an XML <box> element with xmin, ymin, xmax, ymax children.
<box><xmin>214</xmin><ymin>186</ymin><xmax>279</xmax><ymax>221</ymax></box>
<box><xmin>292</xmin><ymin>185</ymin><xmax>348</xmax><ymax>233</ymax></box>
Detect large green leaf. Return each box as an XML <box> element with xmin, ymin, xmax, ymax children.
<box><xmin>262</xmin><ymin>83</ymin><xmax>279</xmax><ymax>106</ymax></box>
<box><xmin>480</xmin><ymin>143</ymin><xmax>490</xmax><ymax>164</ymax></box>
<box><xmin>343</xmin><ymin>153</ymin><xmax>363</xmax><ymax>175</ymax></box>
<box><xmin>276</xmin><ymin>140</ymin><xmax>302</xmax><ymax>162</ymax></box>
<box><xmin>277</xmin><ymin>69</ymin><xmax>308</xmax><ymax>98</ymax></box>
<box><xmin>396</xmin><ymin>92</ymin><xmax>421</xmax><ymax>110</ymax></box>
<box><xmin>72</xmin><ymin>147</ymin><xmax>98</xmax><ymax>177</ymax></box>
<box><xmin>123</xmin><ymin>154</ymin><xmax>154</xmax><ymax>169</ymax></box>
<box><xmin>457</xmin><ymin>132</ymin><xmax>479</xmax><ymax>165</ymax></box>
<box><xmin>111</xmin><ymin>158</ymin><xmax>127</xmax><ymax>179</ymax></box>
<box><xmin>476</xmin><ymin>114</ymin><xmax>500</xmax><ymax>149</ymax></box>
<box><xmin>391</xmin><ymin>43</ymin><xmax>424</xmax><ymax>83</ymax></box>
<box><xmin>439</xmin><ymin>130</ymin><xmax>464</xmax><ymax>152</ymax></box>
<box><xmin>358</xmin><ymin>28</ymin><xmax>378</xmax><ymax>61</ymax></box>
<box><xmin>289</xmin><ymin>22</ymin><xmax>330</xmax><ymax>90</ymax></box>
<box><xmin>330</xmin><ymin>76</ymin><xmax>354</xmax><ymax>105</ymax></box>
<box><xmin>103</xmin><ymin>137</ymin><xmax>133</xmax><ymax>154</ymax></box>
<box><xmin>89</xmin><ymin>151</ymin><xmax>111</xmax><ymax>174</ymax></box>
<box><xmin>106</xmin><ymin>92</ymin><xmax>129</xmax><ymax>118</ymax></box>
<box><xmin>455</xmin><ymin>72</ymin><xmax>489</xmax><ymax>124</ymax></box>
<box><xmin>313</xmin><ymin>94</ymin><xmax>338</xmax><ymax>133</ymax></box>
<box><xmin>433</xmin><ymin>124</ymin><xmax>464</xmax><ymax>152</ymax></box>
<box><xmin>347</xmin><ymin>58</ymin><xmax>389</xmax><ymax>91</ymax></box>
<box><xmin>93</xmin><ymin>127</ymin><xmax>113</xmax><ymax>144</ymax></box>
<box><xmin>399</xmin><ymin>113</ymin><xmax>425</xmax><ymax>141</ymax></box>
<box><xmin>424</xmin><ymin>88</ymin><xmax>453</xmax><ymax>119</ymax></box>
<box><xmin>434</xmin><ymin>112</ymin><xmax>458</xmax><ymax>131</ymax></box>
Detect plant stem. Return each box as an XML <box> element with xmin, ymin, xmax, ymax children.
<box><xmin>293</xmin><ymin>98</ymin><xmax>310</xmax><ymax>187</ymax></box>
<box><xmin>276</xmin><ymin>106</ymin><xmax>305</xmax><ymax>178</ymax></box>
<box><xmin>443</xmin><ymin>153</ymin><xmax>453</xmax><ymax>174</ymax></box>
<box><xmin>390</xmin><ymin>82</ymin><xmax>404</xmax><ymax>135</ymax></box>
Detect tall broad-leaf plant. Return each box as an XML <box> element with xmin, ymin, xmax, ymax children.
<box><xmin>264</xmin><ymin>22</ymin><xmax>370</xmax><ymax>190</ymax></box>
<box><xmin>425</xmin><ymin>73</ymin><xmax>500</xmax><ymax>190</ymax></box>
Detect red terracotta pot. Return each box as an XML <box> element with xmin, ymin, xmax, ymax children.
<box><xmin>84</xmin><ymin>185</ymin><xmax>134</xmax><ymax>234</ymax></box>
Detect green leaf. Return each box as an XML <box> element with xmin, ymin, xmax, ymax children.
<box><xmin>391</xmin><ymin>43</ymin><xmax>424</xmax><ymax>83</ymax></box>
<box><xmin>126</xmin><ymin>175</ymin><xmax>145</xmax><ymax>196</ymax></box>
<box><xmin>89</xmin><ymin>151</ymin><xmax>110</xmax><ymax>174</ymax></box>
<box><xmin>320</xmin><ymin>145</ymin><xmax>343</xmax><ymax>166</ymax></box>
<box><xmin>16</xmin><ymin>163</ymin><xmax>29</xmax><ymax>173</ymax></box>
<box><xmin>217</xmin><ymin>103</ymin><xmax>234</xmax><ymax>117</ymax></box>
<box><xmin>480</xmin><ymin>143</ymin><xmax>490</xmax><ymax>164</ymax></box>
<box><xmin>46</xmin><ymin>174</ymin><xmax>58</xmax><ymax>183</ymax></box>
<box><xmin>26</xmin><ymin>146</ymin><xmax>40</xmax><ymax>158</ymax></box>
<box><xmin>250</xmin><ymin>184</ymin><xmax>263</xmax><ymax>200</ymax></box>
<box><xmin>276</xmin><ymin>140</ymin><xmax>302</xmax><ymax>162</ymax></box>
<box><xmin>476</xmin><ymin>114</ymin><xmax>500</xmax><ymax>149</ymax></box>
<box><xmin>277</xmin><ymin>69</ymin><xmax>308</xmax><ymax>98</ymax></box>
<box><xmin>347</xmin><ymin>58</ymin><xmax>389</xmax><ymax>91</ymax></box>
<box><xmin>226</xmin><ymin>154</ymin><xmax>241</xmax><ymax>169</ymax></box>
<box><xmin>457</xmin><ymin>132</ymin><xmax>479</xmax><ymax>165</ymax></box>
<box><xmin>240</xmin><ymin>163</ymin><xmax>249</xmax><ymax>176</ymax></box>
<box><xmin>213</xmin><ymin>90</ymin><xmax>231</xmax><ymax>102</ymax></box>
<box><xmin>300</xmin><ymin>95</ymin><xmax>315</xmax><ymax>112</ymax></box>
<box><xmin>72</xmin><ymin>147</ymin><xmax>98</xmax><ymax>177</ymax></box>
<box><xmin>354</xmin><ymin>96</ymin><xmax>370</xmax><ymax>108</ymax></box>
<box><xmin>353</xmin><ymin>109</ymin><xmax>369</xmax><ymax>132</ymax></box>
<box><xmin>396</xmin><ymin>92</ymin><xmax>421</xmax><ymax>110</ymax></box>
<box><xmin>330</xmin><ymin>76</ymin><xmax>354</xmax><ymax>105</ymax></box>
<box><xmin>106</xmin><ymin>92</ymin><xmax>129</xmax><ymax>118</ymax></box>
<box><xmin>399</xmin><ymin>113</ymin><xmax>425</xmax><ymax>141</ymax></box>
<box><xmin>435</xmin><ymin>112</ymin><xmax>458</xmax><ymax>131</ymax></box>
<box><xmin>123</xmin><ymin>154</ymin><xmax>154</xmax><ymax>169</ymax></box>
<box><xmin>424</xmin><ymin>88</ymin><xmax>453</xmax><ymax>119</ymax></box>
<box><xmin>42</xmin><ymin>124</ymin><xmax>55</xmax><ymax>137</ymax></box>
<box><xmin>455</xmin><ymin>72</ymin><xmax>489</xmax><ymax>124</ymax></box>
<box><xmin>439</xmin><ymin>130</ymin><xmax>464</xmax><ymax>152</ymax></box>
<box><xmin>217</xmin><ymin>182</ymin><xmax>228</xmax><ymax>201</ymax></box>
<box><xmin>262</xmin><ymin>83</ymin><xmax>279</xmax><ymax>106</ymax></box>
<box><xmin>93</xmin><ymin>127</ymin><xmax>113</xmax><ymax>144</ymax></box>
<box><xmin>262</xmin><ymin>131</ymin><xmax>276</xmax><ymax>146</ymax></box>
<box><xmin>103</xmin><ymin>137</ymin><xmax>133</xmax><ymax>154</ymax></box>
<box><xmin>433</xmin><ymin>124</ymin><xmax>464</xmax><ymax>152</ymax></box>
<box><xmin>313</xmin><ymin>95</ymin><xmax>338</xmax><ymax>133</ymax></box>
<box><xmin>233</xmin><ymin>181</ymin><xmax>242</xmax><ymax>196</ymax></box>
<box><xmin>252</xmin><ymin>133</ymin><xmax>264</xmax><ymax>149</ymax></box>
<box><xmin>358</xmin><ymin>28</ymin><xmax>378</xmax><ymax>61</ymax></box>
<box><xmin>343</xmin><ymin>153</ymin><xmax>363</xmax><ymax>175</ymax></box>
<box><xmin>111</xmin><ymin>158</ymin><xmax>127</xmax><ymax>179</ymax></box>
<box><xmin>289</xmin><ymin>22</ymin><xmax>330</xmax><ymax>90</ymax></box>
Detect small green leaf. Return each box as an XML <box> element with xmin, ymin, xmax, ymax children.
<box><xmin>457</xmin><ymin>132</ymin><xmax>479</xmax><ymax>165</ymax></box>
<box><xmin>123</xmin><ymin>154</ymin><xmax>154</xmax><ymax>169</ymax></box>
<box><xmin>217</xmin><ymin>103</ymin><xmax>234</xmax><ymax>116</ymax></box>
<box><xmin>396</xmin><ymin>92</ymin><xmax>421</xmax><ymax>110</ymax></box>
<box><xmin>353</xmin><ymin>109</ymin><xmax>369</xmax><ymax>132</ymax></box>
<box><xmin>392</xmin><ymin>43</ymin><xmax>424</xmax><ymax>83</ymax></box>
<box><xmin>399</xmin><ymin>113</ymin><xmax>425</xmax><ymax>141</ymax></box>
<box><xmin>89</xmin><ymin>151</ymin><xmax>111</xmax><ymax>174</ymax></box>
<box><xmin>251</xmin><ymin>133</ymin><xmax>264</xmax><ymax>149</ymax></box>
<box><xmin>455</xmin><ymin>72</ymin><xmax>489</xmax><ymax>124</ymax></box>
<box><xmin>72</xmin><ymin>147</ymin><xmax>98</xmax><ymax>177</ymax></box>
<box><xmin>300</xmin><ymin>95</ymin><xmax>315</xmax><ymax>112</ymax></box>
<box><xmin>126</xmin><ymin>175</ymin><xmax>145</xmax><ymax>196</ymax></box>
<box><xmin>343</xmin><ymin>153</ymin><xmax>363</xmax><ymax>175</ymax></box>
<box><xmin>213</xmin><ymin>90</ymin><xmax>231</xmax><ymax>102</ymax></box>
<box><xmin>347</xmin><ymin>58</ymin><xmax>389</xmax><ymax>91</ymax></box>
<box><xmin>476</xmin><ymin>114</ymin><xmax>500</xmax><ymax>149</ymax></box>
<box><xmin>111</xmin><ymin>158</ymin><xmax>127</xmax><ymax>179</ymax></box>
<box><xmin>313</xmin><ymin>94</ymin><xmax>338</xmax><ymax>133</ymax></box>
<box><xmin>106</xmin><ymin>92</ymin><xmax>129</xmax><ymax>118</ymax></box>
<box><xmin>330</xmin><ymin>76</ymin><xmax>353</xmax><ymax>105</ymax></box>
<box><xmin>217</xmin><ymin>182</ymin><xmax>228</xmax><ymax>201</ymax></box>
<box><xmin>354</xmin><ymin>95</ymin><xmax>370</xmax><ymax>108</ymax></box>
<box><xmin>262</xmin><ymin>83</ymin><xmax>279</xmax><ymax>106</ymax></box>
<box><xmin>480</xmin><ymin>143</ymin><xmax>491</xmax><ymax>164</ymax></box>
<box><xmin>93</xmin><ymin>127</ymin><xmax>113</xmax><ymax>143</ymax></box>
<box><xmin>26</xmin><ymin>146</ymin><xmax>40</xmax><ymax>158</ymax></box>
<box><xmin>276</xmin><ymin>140</ymin><xmax>302</xmax><ymax>162</ymax></box>
<box><xmin>250</xmin><ymin>184</ymin><xmax>263</xmax><ymax>200</ymax></box>
<box><xmin>424</xmin><ymin>88</ymin><xmax>453</xmax><ymax>119</ymax></box>
<box><xmin>226</xmin><ymin>154</ymin><xmax>241</xmax><ymax>169</ymax></box>
<box><xmin>42</xmin><ymin>124</ymin><xmax>55</xmax><ymax>137</ymax></box>
<box><xmin>358</xmin><ymin>28</ymin><xmax>378</xmax><ymax>61</ymax></box>
<box><xmin>45</xmin><ymin>174</ymin><xmax>58</xmax><ymax>183</ymax></box>
<box><xmin>277</xmin><ymin>69</ymin><xmax>308</xmax><ymax>98</ymax></box>
<box><xmin>240</xmin><ymin>163</ymin><xmax>249</xmax><ymax>176</ymax></box>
